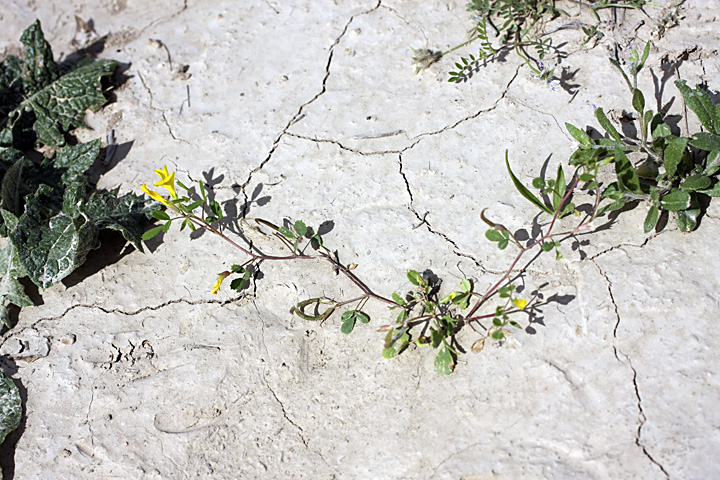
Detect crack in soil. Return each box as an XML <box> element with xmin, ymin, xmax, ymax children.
<box><xmin>0</xmin><ymin>295</ymin><xmax>250</xmax><ymax>349</ymax></box>
<box><xmin>286</xmin><ymin>65</ymin><xmax>522</xmax><ymax>157</ymax></box>
<box><xmin>238</xmin><ymin>1</ymin><xmax>383</xmax><ymax>213</ymax></box>
<box><xmin>262</xmin><ymin>376</ymin><xmax>309</xmax><ymax>448</ymax></box>
<box><xmin>136</xmin><ymin>71</ymin><xmax>192</xmax><ymax>145</ymax></box>
<box><xmin>587</xmin><ymin>234</ymin><xmax>655</xmax><ymax>262</ymax></box>
<box><xmin>254</xmin><ymin>300</ymin><xmax>310</xmax><ymax>449</ymax></box>
<box><xmin>593</xmin><ymin>260</ymin><xmax>670</xmax><ymax>478</ymax></box>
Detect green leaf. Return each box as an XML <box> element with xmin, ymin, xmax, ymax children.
<box><xmin>541</xmin><ymin>242</ymin><xmax>554</xmax><ymax>252</ymax></box>
<box><xmin>614</xmin><ymin>148</ymin><xmax>641</xmax><ymax>194</ymax></box>
<box><xmin>460</xmin><ymin>279</ymin><xmax>471</xmax><ymax>293</ymax></box>
<box><xmin>434</xmin><ymin>345</ymin><xmax>455</xmax><ymax>375</ymax></box>
<box><xmin>8</xmin><ymin>59</ymin><xmax>117</xmax><ymax>147</ymax></box>
<box><xmin>0</xmin><ymin>158</ymin><xmax>27</xmax><ymax>218</ymax></box>
<box><xmin>660</xmin><ymin>190</ymin><xmax>691</xmax><ymax>211</ymax></box>
<box><xmin>689</xmin><ymin>132</ymin><xmax>720</xmax><ymax>152</ymax></box>
<box><xmin>675</xmin><ymin>80</ymin><xmax>720</xmax><ymax>134</ymax></box>
<box><xmin>643</xmin><ymin>205</ymin><xmax>659</xmax><ymax>233</ymax></box>
<box><xmin>340</xmin><ymin>311</ymin><xmax>357</xmax><ymax>334</ymax></box>
<box><xmin>651</xmin><ymin>120</ymin><xmax>672</xmax><ymax>139</ymax></box>
<box><xmin>595</xmin><ymin>107</ymin><xmax>622</xmax><ymax>141</ymax></box>
<box><xmin>152</xmin><ymin>209</ymin><xmax>171</xmax><ymax>221</ymax></box>
<box><xmin>230</xmin><ymin>274</ymin><xmax>249</xmax><ymax>291</ymax></box>
<box><xmin>356</xmin><ymin>311</ymin><xmax>370</xmax><ymax>323</ymax></box>
<box><xmin>407</xmin><ymin>269</ymin><xmax>421</xmax><ymax>286</ymax></box>
<box><xmin>664</xmin><ymin>136</ymin><xmax>688</xmax><ymax>179</ymax></box>
<box><xmin>552</xmin><ymin>164</ymin><xmax>566</xmax><ymax>212</ymax></box>
<box><xmin>54</xmin><ymin>140</ymin><xmax>101</xmax><ymax>185</ymax></box>
<box><xmin>0</xmin><ymin>242</ymin><xmax>33</xmax><ymax>327</ymax></box>
<box><xmin>498</xmin><ymin>285</ymin><xmax>515</xmax><ymax>298</ymax></box>
<box><xmin>506</xmin><ymin>152</ymin><xmax>553</xmax><ymax>215</ymax></box>
<box><xmin>199</xmin><ymin>181</ymin><xmax>207</xmax><ymax>200</ymax></box>
<box><xmin>19</xmin><ymin>20</ymin><xmax>60</xmax><ymax>96</ymax></box>
<box><xmin>682</xmin><ymin>175</ymin><xmax>711</xmax><ymax>192</ymax></box>
<box><xmin>83</xmin><ymin>191</ymin><xmax>155</xmax><ymax>252</ymax></box>
<box><xmin>392</xmin><ymin>292</ymin><xmax>405</xmax><ymax>306</ymax></box>
<box><xmin>491</xmin><ymin>330</ymin><xmax>505</xmax><ymax>340</ymax></box>
<box><xmin>638</xmin><ymin>42</ymin><xmax>650</xmax><ymax>71</ymax></box>
<box><xmin>142</xmin><ymin>225</ymin><xmax>165</xmax><ymax>241</ymax></box>
<box><xmin>294</xmin><ymin>220</ymin><xmax>307</xmax><ymax>236</ymax></box>
<box><xmin>485</xmin><ymin>229</ymin><xmax>505</xmax><ymax>242</ymax></box>
<box><xmin>532</xmin><ymin>177</ymin><xmax>545</xmax><ymax>189</ymax></box>
<box><xmin>0</xmin><ymin>372</ymin><xmax>21</xmax><ymax>444</ymax></box>
<box><xmin>11</xmin><ymin>200</ymin><xmax>99</xmax><ymax>289</ymax></box>
<box><xmin>209</xmin><ymin>200</ymin><xmax>223</xmax><ymax>220</ymax></box>
<box><xmin>597</xmin><ymin>198</ymin><xmax>627</xmax><ymax>216</ymax></box>
<box><xmin>565</xmin><ymin>122</ymin><xmax>592</xmax><ymax>147</ymax></box>
<box><xmin>497</xmin><ymin>239</ymin><xmax>509</xmax><ymax>250</ymax></box>
<box><xmin>632</xmin><ymin>88</ymin><xmax>645</xmax><ymax>114</ymax></box>
<box><xmin>699</xmin><ymin>183</ymin><xmax>720</xmax><ymax>197</ymax></box>
<box><xmin>609</xmin><ymin>58</ymin><xmax>632</xmax><ymax>91</ymax></box>
<box><xmin>382</xmin><ymin>347</ymin><xmax>397</xmax><ymax>359</ymax></box>
<box><xmin>279</xmin><ymin>226</ymin><xmax>295</xmax><ymax>240</ymax></box>
<box><xmin>676</xmin><ymin>206</ymin><xmax>700</xmax><ymax>232</ymax></box>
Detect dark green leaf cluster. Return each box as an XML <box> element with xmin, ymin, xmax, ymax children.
<box><xmin>567</xmin><ymin>44</ymin><xmax>720</xmax><ymax>232</ymax></box>
<box><xmin>0</xmin><ymin>141</ymin><xmax>155</xmax><ymax>326</ymax></box>
<box><xmin>0</xmin><ymin>372</ymin><xmax>21</xmax><ymax>444</ymax></box>
<box><xmin>384</xmin><ymin>270</ymin><xmax>463</xmax><ymax>374</ymax></box>
<box><xmin>0</xmin><ymin>21</ymin><xmax>153</xmax><ymax>329</ymax></box>
<box><xmin>0</xmin><ymin>20</ymin><xmax>117</xmax><ymax>148</ymax></box>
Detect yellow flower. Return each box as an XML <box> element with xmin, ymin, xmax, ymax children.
<box><xmin>211</xmin><ymin>273</ymin><xmax>228</xmax><ymax>295</ymax></box>
<box><xmin>141</xmin><ymin>184</ymin><xmax>173</xmax><ymax>207</ymax></box>
<box><xmin>153</xmin><ymin>165</ymin><xmax>178</xmax><ymax>199</ymax></box>
<box><xmin>511</xmin><ymin>298</ymin><xmax>528</xmax><ymax>310</ymax></box>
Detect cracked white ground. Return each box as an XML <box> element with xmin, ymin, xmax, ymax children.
<box><xmin>1</xmin><ymin>1</ymin><xmax>719</xmax><ymax>479</ymax></box>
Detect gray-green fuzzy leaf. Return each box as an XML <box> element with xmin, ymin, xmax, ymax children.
<box><xmin>614</xmin><ymin>148</ymin><xmax>641</xmax><ymax>194</ymax></box>
<box><xmin>664</xmin><ymin>136</ymin><xmax>688</xmax><ymax>179</ymax></box>
<box><xmin>675</xmin><ymin>80</ymin><xmax>720</xmax><ymax>134</ymax></box>
<box><xmin>689</xmin><ymin>132</ymin><xmax>720</xmax><ymax>152</ymax></box>
<box><xmin>595</xmin><ymin>107</ymin><xmax>622</xmax><ymax>141</ymax></box>
<box><xmin>0</xmin><ymin>373</ymin><xmax>21</xmax><ymax>444</ymax></box>
<box><xmin>660</xmin><ymin>190</ymin><xmax>691</xmax><ymax>212</ymax></box>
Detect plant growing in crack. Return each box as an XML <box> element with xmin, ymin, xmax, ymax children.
<box><xmin>0</xmin><ymin>20</ymin><xmax>156</xmax><ymax>447</ymax></box>
<box><xmin>141</xmin><ymin>143</ymin><xmax>598</xmax><ymax>376</ymax></box>
<box><xmin>412</xmin><ymin>0</ymin><xmax>681</xmax><ymax>85</ymax></box>
<box><xmin>141</xmin><ymin>42</ymin><xmax>718</xmax><ymax>377</ymax></box>
<box><xmin>567</xmin><ymin>42</ymin><xmax>720</xmax><ymax>232</ymax></box>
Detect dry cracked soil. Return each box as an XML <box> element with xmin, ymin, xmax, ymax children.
<box><xmin>0</xmin><ymin>0</ymin><xmax>719</xmax><ymax>479</ymax></box>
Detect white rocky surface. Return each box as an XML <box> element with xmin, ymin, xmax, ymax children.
<box><xmin>0</xmin><ymin>0</ymin><xmax>719</xmax><ymax>478</ymax></box>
